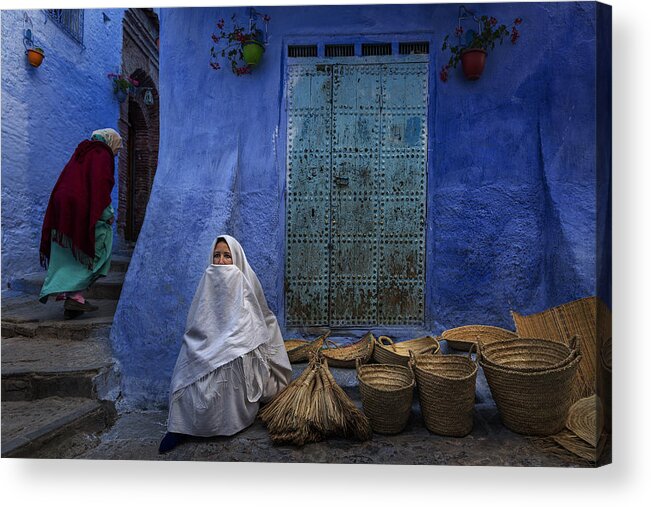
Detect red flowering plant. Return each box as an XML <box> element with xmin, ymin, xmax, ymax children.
<box><xmin>107</xmin><ymin>72</ymin><xmax>139</xmax><ymax>94</ymax></box>
<box><xmin>209</xmin><ymin>12</ymin><xmax>270</xmax><ymax>76</ymax></box>
<box><xmin>440</xmin><ymin>15</ymin><xmax>523</xmax><ymax>82</ymax></box>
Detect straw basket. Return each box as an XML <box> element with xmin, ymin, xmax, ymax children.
<box><xmin>479</xmin><ymin>348</ymin><xmax>582</xmax><ymax>436</ymax></box>
<box><xmin>441</xmin><ymin>325</ymin><xmax>518</xmax><ymax>351</ymax></box>
<box><xmin>373</xmin><ymin>335</ymin><xmax>440</xmax><ymax>366</ymax></box>
<box><xmin>284</xmin><ymin>331</ymin><xmax>329</xmax><ymax>363</ymax></box>
<box><xmin>321</xmin><ymin>332</ymin><xmax>374</xmax><ymax>368</ymax></box>
<box><xmin>479</xmin><ymin>337</ymin><xmax>578</xmax><ymax>373</ymax></box>
<box><xmin>356</xmin><ymin>358</ymin><xmax>415</xmax><ymax>434</ymax></box>
<box><xmin>409</xmin><ymin>346</ymin><xmax>478</xmax><ymax>437</ymax></box>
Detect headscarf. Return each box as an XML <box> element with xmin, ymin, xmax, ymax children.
<box><xmin>91</xmin><ymin>128</ymin><xmax>122</xmax><ymax>155</ymax></box>
<box><xmin>169</xmin><ymin>235</ymin><xmax>292</xmax><ymax>397</ymax></box>
<box><xmin>39</xmin><ymin>136</ymin><xmax>116</xmax><ymax>268</ymax></box>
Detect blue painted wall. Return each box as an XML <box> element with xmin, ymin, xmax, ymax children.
<box><xmin>1</xmin><ymin>8</ymin><xmax>124</xmax><ymax>281</ymax></box>
<box><xmin>109</xmin><ymin>2</ymin><xmax>606</xmax><ymax>409</ymax></box>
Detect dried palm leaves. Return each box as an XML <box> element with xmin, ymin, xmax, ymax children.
<box><xmin>258</xmin><ymin>352</ymin><xmax>372</xmax><ymax>446</ymax></box>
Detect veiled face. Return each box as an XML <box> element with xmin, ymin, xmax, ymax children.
<box><xmin>213</xmin><ymin>240</ymin><xmax>233</xmax><ymax>265</ymax></box>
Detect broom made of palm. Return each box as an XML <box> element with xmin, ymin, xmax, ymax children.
<box><xmin>317</xmin><ymin>356</ymin><xmax>373</xmax><ymax>442</ymax></box>
<box><xmin>258</xmin><ymin>352</ymin><xmax>324</xmax><ymax>445</ymax></box>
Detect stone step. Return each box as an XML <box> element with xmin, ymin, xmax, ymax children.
<box><xmin>1</xmin><ymin>296</ymin><xmax>117</xmax><ymax>340</ymax></box>
<box><xmin>1</xmin><ymin>333</ymin><xmax>118</xmax><ymax>401</ymax></box>
<box><xmin>8</xmin><ymin>271</ymin><xmax>125</xmax><ymax>300</ymax></box>
<box><xmin>109</xmin><ymin>254</ymin><xmax>131</xmax><ymax>273</ymax></box>
<box><xmin>1</xmin><ymin>397</ymin><xmax>117</xmax><ymax>458</ymax></box>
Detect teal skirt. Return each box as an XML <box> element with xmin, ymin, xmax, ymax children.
<box><xmin>39</xmin><ymin>206</ymin><xmax>114</xmax><ymax>302</ymax></box>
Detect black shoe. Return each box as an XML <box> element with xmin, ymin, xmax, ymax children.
<box><xmin>64</xmin><ymin>298</ymin><xmax>99</xmax><ymax>312</ymax></box>
<box><xmin>64</xmin><ymin>309</ymin><xmax>84</xmax><ymax>320</ymax></box>
<box><xmin>158</xmin><ymin>432</ymin><xmax>185</xmax><ymax>454</ymax></box>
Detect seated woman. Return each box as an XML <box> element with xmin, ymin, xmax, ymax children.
<box><xmin>159</xmin><ymin>235</ymin><xmax>293</xmax><ymax>453</ymax></box>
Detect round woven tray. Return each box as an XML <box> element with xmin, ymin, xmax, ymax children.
<box><xmin>441</xmin><ymin>325</ymin><xmax>518</xmax><ymax>351</ymax></box>
<box><xmin>373</xmin><ymin>335</ymin><xmax>440</xmax><ymax>367</ymax></box>
<box><xmin>409</xmin><ymin>347</ymin><xmax>478</xmax><ymax>437</ymax></box>
<box><xmin>479</xmin><ymin>337</ymin><xmax>577</xmax><ymax>373</ymax></box>
<box><xmin>284</xmin><ymin>331</ymin><xmax>329</xmax><ymax>363</ymax></box>
<box><xmin>356</xmin><ymin>359</ymin><xmax>415</xmax><ymax>435</ymax></box>
<box><xmin>479</xmin><ymin>351</ymin><xmax>582</xmax><ymax>436</ymax></box>
<box><xmin>321</xmin><ymin>332</ymin><xmax>374</xmax><ymax>368</ymax></box>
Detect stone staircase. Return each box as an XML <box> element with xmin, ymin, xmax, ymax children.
<box><xmin>1</xmin><ymin>253</ymin><xmax>131</xmax><ymax>458</ymax></box>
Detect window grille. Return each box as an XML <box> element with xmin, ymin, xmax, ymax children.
<box><xmin>361</xmin><ymin>43</ymin><xmax>392</xmax><ymax>56</ymax></box>
<box><xmin>45</xmin><ymin>9</ymin><xmax>84</xmax><ymax>45</ymax></box>
<box><xmin>325</xmin><ymin>44</ymin><xmax>355</xmax><ymax>57</ymax></box>
<box><xmin>399</xmin><ymin>41</ymin><xmax>429</xmax><ymax>55</ymax></box>
<box><xmin>288</xmin><ymin>45</ymin><xmax>318</xmax><ymax>58</ymax></box>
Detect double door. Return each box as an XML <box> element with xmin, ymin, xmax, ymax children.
<box><xmin>286</xmin><ymin>61</ymin><xmax>428</xmax><ymax>327</ymax></box>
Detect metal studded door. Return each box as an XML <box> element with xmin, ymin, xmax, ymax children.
<box><xmin>286</xmin><ymin>60</ymin><xmax>428</xmax><ymax>328</ymax></box>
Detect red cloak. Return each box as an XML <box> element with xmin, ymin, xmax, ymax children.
<box><xmin>39</xmin><ymin>140</ymin><xmax>115</xmax><ymax>268</ymax></box>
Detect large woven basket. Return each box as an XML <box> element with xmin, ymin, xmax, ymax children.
<box><xmin>409</xmin><ymin>347</ymin><xmax>478</xmax><ymax>437</ymax></box>
<box><xmin>479</xmin><ymin>350</ymin><xmax>582</xmax><ymax>436</ymax></box>
<box><xmin>321</xmin><ymin>332</ymin><xmax>374</xmax><ymax>368</ymax></box>
<box><xmin>479</xmin><ymin>337</ymin><xmax>578</xmax><ymax>373</ymax></box>
<box><xmin>356</xmin><ymin>358</ymin><xmax>415</xmax><ymax>434</ymax></box>
<box><xmin>373</xmin><ymin>335</ymin><xmax>440</xmax><ymax>366</ymax></box>
<box><xmin>284</xmin><ymin>331</ymin><xmax>329</xmax><ymax>363</ymax></box>
<box><xmin>441</xmin><ymin>325</ymin><xmax>518</xmax><ymax>351</ymax></box>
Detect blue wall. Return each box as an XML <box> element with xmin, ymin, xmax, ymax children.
<box><xmin>2</xmin><ymin>8</ymin><xmax>124</xmax><ymax>281</ymax></box>
<box><xmin>110</xmin><ymin>2</ymin><xmax>605</xmax><ymax>409</ymax></box>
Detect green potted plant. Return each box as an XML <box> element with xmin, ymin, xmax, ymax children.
<box><xmin>26</xmin><ymin>46</ymin><xmax>45</xmax><ymax>68</ymax></box>
<box><xmin>107</xmin><ymin>72</ymin><xmax>139</xmax><ymax>103</ymax></box>
<box><xmin>440</xmin><ymin>14</ymin><xmax>522</xmax><ymax>82</ymax></box>
<box><xmin>209</xmin><ymin>12</ymin><xmax>270</xmax><ymax>76</ymax></box>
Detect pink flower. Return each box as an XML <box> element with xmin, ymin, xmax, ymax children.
<box><xmin>211</xmin><ymin>34</ymin><xmax>220</xmax><ymax>44</ymax></box>
<box><xmin>217</xmin><ymin>18</ymin><xmax>225</xmax><ymax>30</ymax></box>
<box><xmin>263</xmin><ymin>14</ymin><xmax>271</xmax><ymax>23</ymax></box>
<box><xmin>455</xmin><ymin>26</ymin><xmax>464</xmax><ymax>37</ymax></box>
<box><xmin>489</xmin><ymin>16</ymin><xmax>498</xmax><ymax>27</ymax></box>
<box><xmin>511</xmin><ymin>27</ymin><xmax>520</xmax><ymax>44</ymax></box>
<box><xmin>439</xmin><ymin>65</ymin><xmax>449</xmax><ymax>82</ymax></box>
<box><xmin>210</xmin><ymin>61</ymin><xmax>221</xmax><ymax>70</ymax></box>
<box><xmin>514</xmin><ymin>17</ymin><xmax>522</xmax><ymax>25</ymax></box>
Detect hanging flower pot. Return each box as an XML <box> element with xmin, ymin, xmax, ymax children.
<box><xmin>460</xmin><ymin>48</ymin><xmax>487</xmax><ymax>80</ymax></box>
<box><xmin>26</xmin><ymin>47</ymin><xmax>45</xmax><ymax>68</ymax></box>
<box><xmin>115</xmin><ymin>89</ymin><xmax>128</xmax><ymax>103</ymax></box>
<box><xmin>242</xmin><ymin>40</ymin><xmax>265</xmax><ymax>66</ymax></box>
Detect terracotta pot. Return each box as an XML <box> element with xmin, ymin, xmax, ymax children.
<box><xmin>26</xmin><ymin>49</ymin><xmax>45</xmax><ymax>68</ymax></box>
<box><xmin>460</xmin><ymin>48</ymin><xmax>487</xmax><ymax>80</ymax></box>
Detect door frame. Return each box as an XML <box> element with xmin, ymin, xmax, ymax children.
<box><xmin>280</xmin><ymin>34</ymin><xmax>438</xmax><ymax>338</ymax></box>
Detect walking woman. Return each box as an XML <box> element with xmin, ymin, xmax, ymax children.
<box><xmin>39</xmin><ymin>128</ymin><xmax>122</xmax><ymax>319</ymax></box>
<box><xmin>159</xmin><ymin>235</ymin><xmax>293</xmax><ymax>453</ymax></box>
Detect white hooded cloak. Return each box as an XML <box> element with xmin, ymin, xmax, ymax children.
<box><xmin>167</xmin><ymin>235</ymin><xmax>292</xmax><ymax>436</ymax></box>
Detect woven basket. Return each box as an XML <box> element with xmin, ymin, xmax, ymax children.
<box><xmin>479</xmin><ymin>337</ymin><xmax>578</xmax><ymax>373</ymax></box>
<box><xmin>284</xmin><ymin>331</ymin><xmax>329</xmax><ymax>363</ymax></box>
<box><xmin>356</xmin><ymin>358</ymin><xmax>415</xmax><ymax>434</ymax></box>
<box><xmin>373</xmin><ymin>335</ymin><xmax>440</xmax><ymax>366</ymax></box>
<box><xmin>321</xmin><ymin>332</ymin><xmax>374</xmax><ymax>368</ymax></box>
<box><xmin>442</xmin><ymin>325</ymin><xmax>518</xmax><ymax>351</ymax></box>
<box><xmin>409</xmin><ymin>346</ymin><xmax>478</xmax><ymax>437</ymax></box>
<box><xmin>479</xmin><ymin>350</ymin><xmax>582</xmax><ymax>436</ymax></box>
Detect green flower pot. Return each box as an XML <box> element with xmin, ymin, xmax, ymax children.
<box><xmin>242</xmin><ymin>40</ymin><xmax>265</xmax><ymax>66</ymax></box>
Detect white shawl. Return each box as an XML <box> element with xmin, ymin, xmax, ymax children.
<box><xmin>170</xmin><ymin>235</ymin><xmax>292</xmax><ymax>398</ymax></box>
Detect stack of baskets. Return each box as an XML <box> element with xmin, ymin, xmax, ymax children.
<box><xmin>478</xmin><ymin>337</ymin><xmax>582</xmax><ymax>436</ymax></box>
<box><xmin>409</xmin><ymin>346</ymin><xmax>478</xmax><ymax>437</ymax></box>
<box><xmin>356</xmin><ymin>358</ymin><xmax>415</xmax><ymax>434</ymax></box>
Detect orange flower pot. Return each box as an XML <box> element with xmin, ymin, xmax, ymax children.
<box><xmin>26</xmin><ymin>48</ymin><xmax>45</xmax><ymax>68</ymax></box>
<box><xmin>460</xmin><ymin>48</ymin><xmax>487</xmax><ymax>80</ymax></box>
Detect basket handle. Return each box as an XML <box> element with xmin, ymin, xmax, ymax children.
<box><xmin>324</xmin><ymin>338</ymin><xmax>338</xmax><ymax>349</ymax></box>
<box><xmin>432</xmin><ymin>336</ymin><xmax>441</xmax><ymax>355</ymax></box>
<box><xmin>408</xmin><ymin>349</ymin><xmax>417</xmax><ymax>369</ymax></box>
<box><xmin>378</xmin><ymin>335</ymin><xmax>395</xmax><ymax>347</ymax></box>
<box><xmin>467</xmin><ymin>342</ymin><xmax>478</xmax><ymax>362</ymax></box>
<box><xmin>355</xmin><ymin>357</ymin><xmax>362</xmax><ymax>372</ymax></box>
<box><xmin>568</xmin><ymin>335</ymin><xmax>578</xmax><ymax>351</ymax></box>
<box><xmin>476</xmin><ymin>341</ymin><xmax>484</xmax><ymax>363</ymax></box>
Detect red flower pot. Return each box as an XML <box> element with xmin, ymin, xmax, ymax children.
<box><xmin>460</xmin><ymin>48</ymin><xmax>487</xmax><ymax>80</ymax></box>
